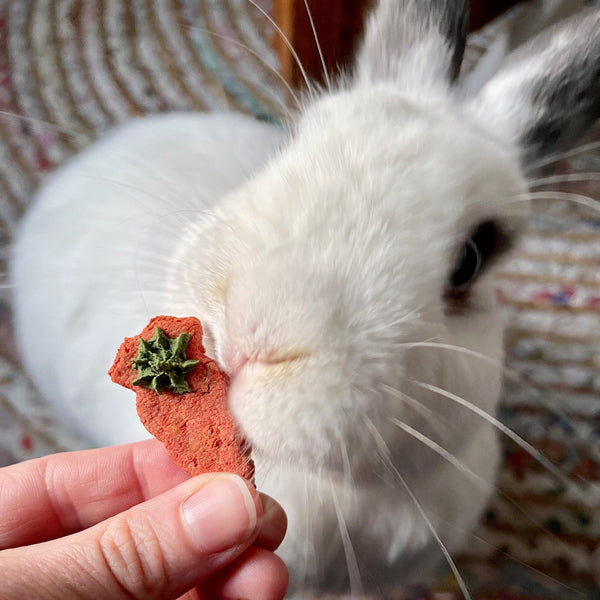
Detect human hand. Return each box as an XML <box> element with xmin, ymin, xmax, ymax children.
<box><xmin>0</xmin><ymin>439</ymin><xmax>288</xmax><ymax>600</ymax></box>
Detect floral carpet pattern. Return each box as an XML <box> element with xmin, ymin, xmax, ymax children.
<box><xmin>0</xmin><ymin>1</ymin><xmax>598</xmax><ymax>599</ymax></box>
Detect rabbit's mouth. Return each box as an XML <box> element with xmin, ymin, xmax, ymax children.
<box><xmin>226</xmin><ymin>362</ymin><xmax>395</xmax><ymax>481</ymax></box>
<box><xmin>224</xmin><ymin>350</ymin><xmax>312</xmax><ymax>378</ymax></box>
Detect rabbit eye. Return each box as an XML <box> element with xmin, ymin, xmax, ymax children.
<box><xmin>447</xmin><ymin>220</ymin><xmax>509</xmax><ymax>292</ymax></box>
<box><xmin>449</xmin><ymin>238</ymin><xmax>482</xmax><ymax>289</ymax></box>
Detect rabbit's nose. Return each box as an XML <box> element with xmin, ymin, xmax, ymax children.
<box><xmin>220</xmin><ymin>345</ymin><xmax>249</xmax><ymax>376</ymax></box>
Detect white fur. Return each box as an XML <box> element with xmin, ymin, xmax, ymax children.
<box><xmin>11</xmin><ymin>112</ymin><xmax>284</xmax><ymax>443</ymax></box>
<box><xmin>12</xmin><ymin>1</ymin><xmax>596</xmax><ymax>595</ymax></box>
<box><xmin>162</xmin><ymin>88</ymin><xmax>525</xmax><ymax>591</ymax></box>
<box><xmin>356</xmin><ymin>1</ymin><xmax>456</xmax><ymax>91</ymax></box>
<box><xmin>11</xmin><ymin>93</ymin><xmax>525</xmax><ymax>593</ymax></box>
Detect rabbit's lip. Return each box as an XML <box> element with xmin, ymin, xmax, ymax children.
<box><xmin>224</xmin><ymin>347</ymin><xmax>312</xmax><ymax>378</ymax></box>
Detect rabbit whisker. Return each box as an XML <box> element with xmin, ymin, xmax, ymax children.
<box><xmin>329</xmin><ymin>479</ymin><xmax>364</xmax><ymax>595</ymax></box>
<box><xmin>512</xmin><ymin>191</ymin><xmax>600</xmax><ymax>215</ymax></box>
<box><xmin>526</xmin><ymin>139</ymin><xmax>600</xmax><ymax>173</ymax></box>
<box><xmin>409</xmin><ymin>380</ymin><xmax>575</xmax><ymax>488</ymax></box>
<box><xmin>179</xmin><ymin>23</ymin><xmax>300</xmax><ymax>112</ymax></box>
<box><xmin>364</xmin><ymin>416</ymin><xmax>472</xmax><ymax>600</ymax></box>
<box><xmin>301</xmin><ymin>0</ymin><xmax>332</xmax><ymax>91</ymax></box>
<box><xmin>375</xmin><ymin>382</ymin><xmax>448</xmax><ymax>439</ymax></box>
<box><xmin>395</xmin><ymin>341</ymin><xmax>498</xmax><ymax>361</ymax></box>
<box><xmin>528</xmin><ymin>171</ymin><xmax>600</xmax><ymax>188</ymax></box>
<box><xmin>244</xmin><ymin>0</ymin><xmax>313</xmax><ymax>93</ymax></box>
<box><xmin>63</xmin><ymin>173</ymin><xmax>196</xmax><ymax>210</ymax></box>
<box><xmin>392</xmin><ymin>341</ymin><xmax>513</xmax><ymax>384</ymax></box>
<box><xmin>384</xmin><ymin>411</ymin><xmax>577</xmax><ymax>556</ymax></box>
<box><xmin>433</xmin><ymin>516</ymin><xmax>587</xmax><ymax>599</ymax></box>
<box><xmin>0</xmin><ymin>110</ymin><xmax>88</xmax><ymax>143</ymax></box>
<box><xmin>358</xmin><ymin>307</ymin><xmax>424</xmax><ymax>337</ymax></box>
<box><xmin>302</xmin><ymin>471</ymin><xmax>318</xmax><ymax>587</ymax></box>
<box><xmin>389</xmin><ymin>340</ymin><xmax>576</xmax><ymax>421</ymax></box>
<box><xmin>387</xmin><ymin>416</ymin><xmax>482</xmax><ymax>481</ymax></box>
<box><xmin>339</xmin><ymin>437</ymin><xmax>355</xmax><ymax>488</ymax></box>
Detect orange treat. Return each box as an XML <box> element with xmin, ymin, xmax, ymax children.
<box><xmin>109</xmin><ymin>315</ymin><xmax>254</xmax><ymax>481</ymax></box>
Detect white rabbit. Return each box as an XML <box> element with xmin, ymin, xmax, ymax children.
<box><xmin>10</xmin><ymin>1</ymin><xmax>600</xmax><ymax>594</ymax></box>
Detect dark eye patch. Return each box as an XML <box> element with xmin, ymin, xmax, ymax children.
<box><xmin>447</xmin><ymin>220</ymin><xmax>512</xmax><ymax>293</ymax></box>
<box><xmin>449</xmin><ymin>238</ymin><xmax>482</xmax><ymax>289</ymax></box>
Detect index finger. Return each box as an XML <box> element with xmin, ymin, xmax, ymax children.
<box><xmin>0</xmin><ymin>439</ymin><xmax>189</xmax><ymax>549</ymax></box>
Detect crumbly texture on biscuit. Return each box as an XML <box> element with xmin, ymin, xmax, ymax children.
<box><xmin>109</xmin><ymin>315</ymin><xmax>254</xmax><ymax>481</ymax></box>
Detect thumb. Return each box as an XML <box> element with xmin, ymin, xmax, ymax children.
<box><xmin>1</xmin><ymin>474</ymin><xmax>261</xmax><ymax>600</ymax></box>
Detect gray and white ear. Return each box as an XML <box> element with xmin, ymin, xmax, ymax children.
<box><xmin>354</xmin><ymin>0</ymin><xmax>469</xmax><ymax>90</ymax></box>
<box><xmin>471</xmin><ymin>9</ymin><xmax>600</xmax><ymax>170</ymax></box>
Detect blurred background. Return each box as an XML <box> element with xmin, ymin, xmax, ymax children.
<box><xmin>0</xmin><ymin>1</ymin><xmax>598</xmax><ymax>598</ymax></box>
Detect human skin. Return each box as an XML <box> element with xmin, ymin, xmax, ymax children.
<box><xmin>0</xmin><ymin>439</ymin><xmax>288</xmax><ymax>600</ymax></box>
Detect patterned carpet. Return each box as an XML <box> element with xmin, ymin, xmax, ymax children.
<box><xmin>0</xmin><ymin>1</ymin><xmax>598</xmax><ymax>599</ymax></box>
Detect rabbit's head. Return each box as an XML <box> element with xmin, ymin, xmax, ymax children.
<box><xmin>169</xmin><ymin>2</ymin><xmax>600</xmax><ymax>483</ymax></box>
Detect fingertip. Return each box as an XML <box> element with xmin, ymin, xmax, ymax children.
<box><xmin>208</xmin><ymin>546</ymin><xmax>289</xmax><ymax>600</ymax></box>
<box><xmin>181</xmin><ymin>474</ymin><xmax>260</xmax><ymax>554</ymax></box>
<box><xmin>256</xmin><ymin>493</ymin><xmax>287</xmax><ymax>551</ymax></box>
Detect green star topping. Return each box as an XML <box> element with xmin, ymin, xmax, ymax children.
<box><xmin>131</xmin><ymin>327</ymin><xmax>200</xmax><ymax>394</ymax></box>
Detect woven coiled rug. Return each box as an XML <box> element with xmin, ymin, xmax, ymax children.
<box><xmin>0</xmin><ymin>2</ymin><xmax>598</xmax><ymax>599</ymax></box>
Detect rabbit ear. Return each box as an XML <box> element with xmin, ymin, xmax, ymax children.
<box><xmin>354</xmin><ymin>0</ymin><xmax>469</xmax><ymax>89</ymax></box>
<box><xmin>471</xmin><ymin>9</ymin><xmax>600</xmax><ymax>170</ymax></box>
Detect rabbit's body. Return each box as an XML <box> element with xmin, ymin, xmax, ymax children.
<box><xmin>11</xmin><ymin>112</ymin><xmax>284</xmax><ymax>443</ymax></box>
<box><xmin>11</xmin><ymin>1</ymin><xmax>600</xmax><ymax>595</ymax></box>
<box><xmin>12</xmin><ymin>98</ymin><xmax>507</xmax><ymax>592</ymax></box>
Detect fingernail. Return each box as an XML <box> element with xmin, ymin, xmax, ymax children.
<box><xmin>182</xmin><ymin>475</ymin><xmax>258</xmax><ymax>554</ymax></box>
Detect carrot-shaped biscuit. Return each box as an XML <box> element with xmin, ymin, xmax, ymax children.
<box><xmin>109</xmin><ymin>315</ymin><xmax>254</xmax><ymax>481</ymax></box>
